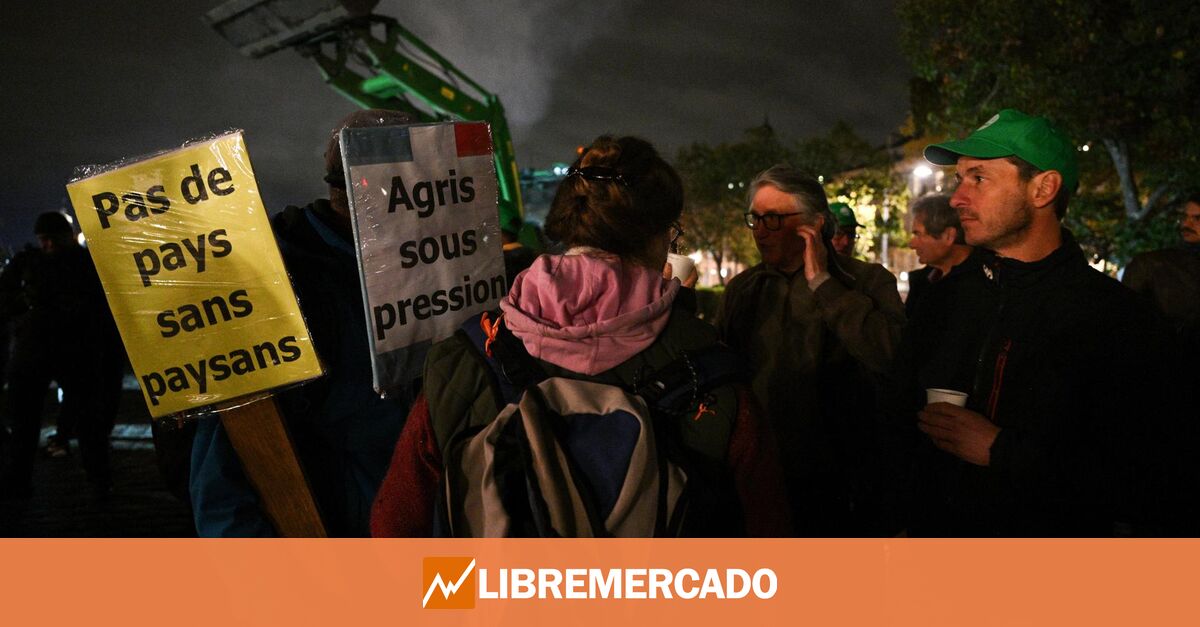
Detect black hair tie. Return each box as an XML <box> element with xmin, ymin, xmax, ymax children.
<box><xmin>567</xmin><ymin>165</ymin><xmax>630</xmax><ymax>187</ymax></box>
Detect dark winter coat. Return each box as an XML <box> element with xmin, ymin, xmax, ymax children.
<box><xmin>716</xmin><ymin>255</ymin><xmax>906</xmax><ymax>535</ymax></box>
<box><xmin>887</xmin><ymin>230</ymin><xmax>1181</xmax><ymax>536</ymax></box>
<box><xmin>189</xmin><ymin>201</ymin><xmax>411</xmax><ymax>537</ymax></box>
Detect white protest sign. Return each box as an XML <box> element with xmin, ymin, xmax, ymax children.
<box><xmin>341</xmin><ymin>121</ymin><xmax>505</xmax><ymax>393</ymax></box>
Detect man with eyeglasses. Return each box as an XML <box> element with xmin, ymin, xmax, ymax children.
<box><xmin>716</xmin><ymin>164</ymin><xmax>905</xmax><ymax>536</ymax></box>
<box><xmin>1122</xmin><ymin>194</ymin><xmax>1200</xmax><ymax>354</ymax></box>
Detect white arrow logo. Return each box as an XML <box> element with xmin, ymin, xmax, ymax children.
<box><xmin>422</xmin><ymin>559</ymin><xmax>477</xmax><ymax>608</ymax></box>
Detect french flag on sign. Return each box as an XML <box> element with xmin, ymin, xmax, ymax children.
<box><xmin>455</xmin><ymin>122</ymin><xmax>492</xmax><ymax>157</ymax></box>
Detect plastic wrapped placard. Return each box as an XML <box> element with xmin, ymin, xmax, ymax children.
<box><xmin>341</xmin><ymin>121</ymin><xmax>505</xmax><ymax>395</ymax></box>
<box><xmin>65</xmin><ymin>131</ymin><xmax>325</xmax><ymax>418</ymax></box>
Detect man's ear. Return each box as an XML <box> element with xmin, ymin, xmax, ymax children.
<box><xmin>939</xmin><ymin>226</ymin><xmax>958</xmax><ymax>245</ymax></box>
<box><xmin>1029</xmin><ymin>170</ymin><xmax>1063</xmax><ymax>210</ymax></box>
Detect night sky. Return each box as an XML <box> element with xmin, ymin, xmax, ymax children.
<box><xmin>0</xmin><ymin>0</ymin><xmax>910</xmax><ymax>249</ymax></box>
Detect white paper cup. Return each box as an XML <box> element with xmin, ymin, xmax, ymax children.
<box><xmin>667</xmin><ymin>253</ymin><xmax>695</xmax><ymax>282</ymax></box>
<box><xmin>926</xmin><ymin>388</ymin><xmax>968</xmax><ymax>407</ymax></box>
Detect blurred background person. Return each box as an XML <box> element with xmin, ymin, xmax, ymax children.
<box><xmin>828</xmin><ymin>201</ymin><xmax>861</xmax><ymax>258</ymax></box>
<box><xmin>0</xmin><ymin>212</ymin><xmax>122</xmax><ymax>499</ymax></box>
<box><xmin>905</xmin><ymin>194</ymin><xmax>976</xmax><ymax>317</ymax></box>
<box><xmin>1122</xmin><ymin>193</ymin><xmax>1200</xmax><ymax>354</ymax></box>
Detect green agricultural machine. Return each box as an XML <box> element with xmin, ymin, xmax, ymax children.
<box><xmin>204</xmin><ymin>0</ymin><xmax>525</xmax><ymax>231</ymax></box>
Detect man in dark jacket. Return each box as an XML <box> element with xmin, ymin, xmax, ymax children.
<box><xmin>1120</xmin><ymin>194</ymin><xmax>1200</xmax><ymax>530</ymax></box>
<box><xmin>189</xmin><ymin>110</ymin><xmax>416</xmax><ymax>536</ymax></box>
<box><xmin>717</xmin><ymin>165</ymin><xmax>906</xmax><ymax>536</ymax></box>
<box><xmin>904</xmin><ymin>194</ymin><xmax>976</xmax><ymax>317</ymax></box>
<box><xmin>0</xmin><ymin>212</ymin><xmax>123</xmax><ymax>499</ymax></box>
<box><xmin>1122</xmin><ymin>195</ymin><xmax>1200</xmax><ymax>354</ymax></box>
<box><xmin>890</xmin><ymin>109</ymin><xmax>1181</xmax><ymax>536</ymax></box>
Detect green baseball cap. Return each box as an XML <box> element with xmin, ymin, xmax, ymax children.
<box><xmin>828</xmin><ymin>202</ymin><xmax>861</xmax><ymax>227</ymax></box>
<box><xmin>924</xmin><ymin>109</ymin><xmax>1079</xmax><ymax>191</ymax></box>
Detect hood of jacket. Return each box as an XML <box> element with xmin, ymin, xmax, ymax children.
<box><xmin>499</xmin><ymin>250</ymin><xmax>680</xmax><ymax>375</ymax></box>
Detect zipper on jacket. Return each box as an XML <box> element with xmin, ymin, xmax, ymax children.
<box><xmin>985</xmin><ymin>339</ymin><xmax>1013</xmax><ymax>420</ymax></box>
<box><xmin>970</xmin><ymin>299</ymin><xmax>1006</xmax><ymax>404</ymax></box>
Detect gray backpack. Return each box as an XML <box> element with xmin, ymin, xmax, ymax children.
<box><xmin>434</xmin><ymin>311</ymin><xmax>745</xmax><ymax>537</ymax></box>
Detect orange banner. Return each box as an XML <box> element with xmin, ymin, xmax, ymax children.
<box><xmin>2</xmin><ymin>539</ymin><xmax>1197</xmax><ymax>626</ymax></box>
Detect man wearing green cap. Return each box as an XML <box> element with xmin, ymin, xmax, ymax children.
<box><xmin>885</xmin><ymin>109</ymin><xmax>1180</xmax><ymax>535</ymax></box>
<box><xmin>828</xmin><ymin>202</ymin><xmax>861</xmax><ymax>258</ymax></box>
<box><xmin>923</xmin><ymin>109</ymin><xmax>1081</xmax><ymax>255</ymax></box>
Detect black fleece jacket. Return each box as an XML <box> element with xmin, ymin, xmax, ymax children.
<box><xmin>887</xmin><ymin>229</ymin><xmax>1182</xmax><ymax>536</ymax></box>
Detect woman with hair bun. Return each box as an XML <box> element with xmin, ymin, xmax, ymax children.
<box><xmin>370</xmin><ymin>135</ymin><xmax>789</xmax><ymax>537</ymax></box>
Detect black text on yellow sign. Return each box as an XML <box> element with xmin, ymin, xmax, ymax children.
<box><xmin>66</xmin><ymin>132</ymin><xmax>323</xmax><ymax>417</ymax></box>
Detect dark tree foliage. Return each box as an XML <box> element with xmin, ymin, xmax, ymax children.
<box><xmin>899</xmin><ymin>0</ymin><xmax>1200</xmax><ymax>263</ymax></box>
<box><xmin>675</xmin><ymin>122</ymin><xmax>906</xmax><ymax>279</ymax></box>
<box><xmin>674</xmin><ymin>123</ymin><xmax>791</xmax><ymax>283</ymax></box>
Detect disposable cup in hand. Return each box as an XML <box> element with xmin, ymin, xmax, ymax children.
<box><xmin>926</xmin><ymin>388</ymin><xmax>968</xmax><ymax>407</ymax></box>
<box><xmin>667</xmin><ymin>253</ymin><xmax>695</xmax><ymax>282</ymax></box>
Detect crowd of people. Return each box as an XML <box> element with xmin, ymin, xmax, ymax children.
<box><xmin>2</xmin><ymin>107</ymin><xmax>1197</xmax><ymax>538</ymax></box>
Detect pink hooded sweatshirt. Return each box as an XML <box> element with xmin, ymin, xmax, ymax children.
<box><xmin>371</xmin><ymin>250</ymin><xmax>794</xmax><ymax>538</ymax></box>
<box><xmin>499</xmin><ymin>251</ymin><xmax>679</xmax><ymax>375</ymax></box>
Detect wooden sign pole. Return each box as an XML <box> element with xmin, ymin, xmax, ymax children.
<box><xmin>219</xmin><ymin>396</ymin><xmax>327</xmax><ymax>537</ymax></box>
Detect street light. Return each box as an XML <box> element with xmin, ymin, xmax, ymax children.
<box><xmin>913</xmin><ymin>165</ymin><xmax>933</xmax><ymax>178</ymax></box>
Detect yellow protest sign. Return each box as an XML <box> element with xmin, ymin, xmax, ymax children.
<box><xmin>66</xmin><ymin>132</ymin><xmax>323</xmax><ymax>417</ymax></box>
